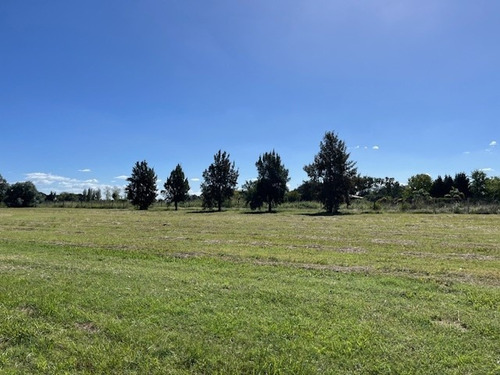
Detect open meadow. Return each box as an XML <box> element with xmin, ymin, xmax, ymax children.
<box><xmin>1</xmin><ymin>208</ymin><xmax>499</xmax><ymax>374</ymax></box>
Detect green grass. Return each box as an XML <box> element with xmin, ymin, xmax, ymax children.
<box><xmin>1</xmin><ymin>208</ymin><xmax>499</xmax><ymax>374</ymax></box>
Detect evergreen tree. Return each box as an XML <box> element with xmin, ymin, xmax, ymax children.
<box><xmin>443</xmin><ymin>175</ymin><xmax>454</xmax><ymax>195</ymax></box>
<box><xmin>163</xmin><ymin>164</ymin><xmax>190</xmax><ymax>210</ymax></box>
<box><xmin>254</xmin><ymin>150</ymin><xmax>290</xmax><ymax>212</ymax></box>
<box><xmin>125</xmin><ymin>160</ymin><xmax>158</xmax><ymax>210</ymax></box>
<box><xmin>430</xmin><ymin>176</ymin><xmax>446</xmax><ymax>198</ymax></box>
<box><xmin>304</xmin><ymin>131</ymin><xmax>357</xmax><ymax>214</ymax></box>
<box><xmin>454</xmin><ymin>172</ymin><xmax>471</xmax><ymax>198</ymax></box>
<box><xmin>201</xmin><ymin>150</ymin><xmax>239</xmax><ymax>211</ymax></box>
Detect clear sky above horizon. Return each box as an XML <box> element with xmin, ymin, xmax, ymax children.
<box><xmin>1</xmin><ymin>0</ymin><xmax>498</xmax><ymax>195</ymax></box>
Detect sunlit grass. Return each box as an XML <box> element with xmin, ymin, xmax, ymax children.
<box><xmin>1</xmin><ymin>208</ymin><xmax>499</xmax><ymax>373</ymax></box>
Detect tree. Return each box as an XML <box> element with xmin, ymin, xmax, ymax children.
<box><xmin>407</xmin><ymin>174</ymin><xmax>432</xmax><ymax>193</ymax></box>
<box><xmin>46</xmin><ymin>191</ymin><xmax>57</xmax><ymax>202</ymax></box>
<box><xmin>112</xmin><ymin>187</ymin><xmax>121</xmax><ymax>201</ymax></box>
<box><xmin>485</xmin><ymin>177</ymin><xmax>500</xmax><ymax>201</ymax></box>
<box><xmin>105</xmin><ymin>187</ymin><xmax>112</xmax><ymax>201</ymax></box>
<box><xmin>304</xmin><ymin>131</ymin><xmax>357</xmax><ymax>214</ymax></box>
<box><xmin>242</xmin><ymin>180</ymin><xmax>263</xmax><ymax>210</ymax></box>
<box><xmin>430</xmin><ymin>176</ymin><xmax>446</xmax><ymax>198</ymax></box>
<box><xmin>4</xmin><ymin>181</ymin><xmax>39</xmax><ymax>207</ymax></box>
<box><xmin>163</xmin><ymin>164</ymin><xmax>190</xmax><ymax>210</ymax></box>
<box><xmin>0</xmin><ymin>174</ymin><xmax>9</xmax><ymax>203</ymax></box>
<box><xmin>443</xmin><ymin>175</ymin><xmax>454</xmax><ymax>195</ymax></box>
<box><xmin>454</xmin><ymin>172</ymin><xmax>471</xmax><ymax>198</ymax></box>
<box><xmin>201</xmin><ymin>150</ymin><xmax>239</xmax><ymax>211</ymax></box>
<box><xmin>296</xmin><ymin>180</ymin><xmax>320</xmax><ymax>202</ymax></box>
<box><xmin>470</xmin><ymin>169</ymin><xmax>487</xmax><ymax>199</ymax></box>
<box><xmin>253</xmin><ymin>150</ymin><xmax>290</xmax><ymax>212</ymax></box>
<box><xmin>125</xmin><ymin>160</ymin><xmax>158</xmax><ymax>210</ymax></box>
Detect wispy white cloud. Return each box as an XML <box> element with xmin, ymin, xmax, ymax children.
<box><xmin>25</xmin><ymin>172</ymin><xmax>113</xmax><ymax>194</ymax></box>
<box><xmin>78</xmin><ymin>168</ymin><xmax>91</xmax><ymax>172</ymax></box>
<box><xmin>115</xmin><ymin>175</ymin><xmax>129</xmax><ymax>180</ymax></box>
<box><xmin>481</xmin><ymin>168</ymin><xmax>494</xmax><ymax>172</ymax></box>
<box><xmin>489</xmin><ymin>140</ymin><xmax>497</xmax><ymax>147</ymax></box>
<box><xmin>353</xmin><ymin>145</ymin><xmax>380</xmax><ymax>151</ymax></box>
<box><xmin>190</xmin><ymin>178</ymin><xmax>200</xmax><ymax>182</ymax></box>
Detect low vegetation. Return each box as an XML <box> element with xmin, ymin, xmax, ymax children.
<box><xmin>1</xmin><ymin>208</ymin><xmax>499</xmax><ymax>374</ymax></box>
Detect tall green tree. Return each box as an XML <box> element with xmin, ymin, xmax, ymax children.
<box><xmin>470</xmin><ymin>169</ymin><xmax>487</xmax><ymax>199</ymax></box>
<box><xmin>443</xmin><ymin>175</ymin><xmax>454</xmax><ymax>195</ymax></box>
<box><xmin>125</xmin><ymin>160</ymin><xmax>158</xmax><ymax>210</ymax></box>
<box><xmin>253</xmin><ymin>150</ymin><xmax>290</xmax><ymax>212</ymax></box>
<box><xmin>304</xmin><ymin>131</ymin><xmax>357</xmax><ymax>214</ymax></box>
<box><xmin>454</xmin><ymin>172</ymin><xmax>471</xmax><ymax>198</ymax></box>
<box><xmin>0</xmin><ymin>174</ymin><xmax>9</xmax><ymax>203</ymax></box>
<box><xmin>430</xmin><ymin>176</ymin><xmax>446</xmax><ymax>198</ymax></box>
<box><xmin>201</xmin><ymin>150</ymin><xmax>239</xmax><ymax>211</ymax></box>
<box><xmin>163</xmin><ymin>164</ymin><xmax>190</xmax><ymax>210</ymax></box>
<box><xmin>4</xmin><ymin>181</ymin><xmax>39</xmax><ymax>207</ymax></box>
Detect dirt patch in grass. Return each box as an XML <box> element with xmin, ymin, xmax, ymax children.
<box><xmin>286</xmin><ymin>245</ymin><xmax>367</xmax><ymax>253</ymax></box>
<box><xmin>19</xmin><ymin>305</ymin><xmax>39</xmax><ymax>317</ymax></box>
<box><xmin>253</xmin><ymin>259</ymin><xmax>372</xmax><ymax>273</ymax></box>
<box><xmin>432</xmin><ymin>318</ymin><xmax>468</xmax><ymax>332</ymax></box>
<box><xmin>402</xmin><ymin>251</ymin><xmax>498</xmax><ymax>261</ymax></box>
<box><xmin>75</xmin><ymin>322</ymin><xmax>99</xmax><ymax>334</ymax></box>
<box><xmin>372</xmin><ymin>239</ymin><xmax>417</xmax><ymax>246</ymax></box>
<box><xmin>337</xmin><ymin>247</ymin><xmax>367</xmax><ymax>254</ymax></box>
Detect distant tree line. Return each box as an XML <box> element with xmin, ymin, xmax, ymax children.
<box><xmin>2</xmin><ymin>131</ymin><xmax>500</xmax><ymax>212</ymax></box>
<box><xmin>347</xmin><ymin>170</ymin><xmax>500</xmax><ymax>204</ymax></box>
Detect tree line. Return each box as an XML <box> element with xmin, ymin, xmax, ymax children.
<box><xmin>2</xmin><ymin>131</ymin><xmax>500</xmax><ymax>212</ymax></box>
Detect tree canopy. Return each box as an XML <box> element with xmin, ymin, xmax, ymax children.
<box><xmin>249</xmin><ymin>150</ymin><xmax>290</xmax><ymax>212</ymax></box>
<box><xmin>0</xmin><ymin>174</ymin><xmax>8</xmax><ymax>203</ymax></box>
<box><xmin>304</xmin><ymin>131</ymin><xmax>357</xmax><ymax>213</ymax></box>
<box><xmin>163</xmin><ymin>164</ymin><xmax>190</xmax><ymax>210</ymax></box>
<box><xmin>470</xmin><ymin>170</ymin><xmax>487</xmax><ymax>199</ymax></box>
<box><xmin>201</xmin><ymin>150</ymin><xmax>239</xmax><ymax>211</ymax></box>
<box><xmin>4</xmin><ymin>181</ymin><xmax>39</xmax><ymax>207</ymax></box>
<box><xmin>125</xmin><ymin>160</ymin><xmax>158</xmax><ymax>210</ymax></box>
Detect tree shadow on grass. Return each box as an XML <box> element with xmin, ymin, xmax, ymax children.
<box><xmin>242</xmin><ymin>210</ymin><xmax>278</xmax><ymax>215</ymax></box>
<box><xmin>299</xmin><ymin>211</ymin><xmax>353</xmax><ymax>217</ymax></box>
<box><xmin>186</xmin><ymin>209</ymin><xmax>222</xmax><ymax>214</ymax></box>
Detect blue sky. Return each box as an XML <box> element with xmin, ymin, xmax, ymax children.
<box><xmin>1</xmin><ymin>1</ymin><xmax>498</xmax><ymax>195</ymax></box>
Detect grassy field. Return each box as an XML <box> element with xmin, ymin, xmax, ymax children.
<box><xmin>1</xmin><ymin>208</ymin><xmax>499</xmax><ymax>374</ymax></box>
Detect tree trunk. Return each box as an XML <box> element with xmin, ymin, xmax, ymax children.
<box><xmin>174</xmin><ymin>201</ymin><xmax>178</xmax><ymax>211</ymax></box>
<box><xmin>268</xmin><ymin>201</ymin><xmax>272</xmax><ymax>212</ymax></box>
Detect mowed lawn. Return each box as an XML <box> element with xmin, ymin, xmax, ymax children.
<box><xmin>0</xmin><ymin>208</ymin><xmax>499</xmax><ymax>374</ymax></box>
